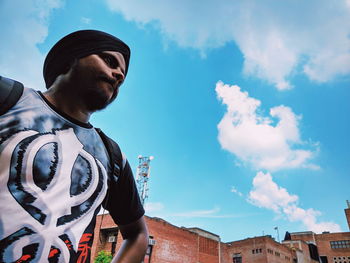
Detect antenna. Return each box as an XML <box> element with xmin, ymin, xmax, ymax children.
<box><xmin>136</xmin><ymin>155</ymin><xmax>154</xmax><ymax>205</ymax></box>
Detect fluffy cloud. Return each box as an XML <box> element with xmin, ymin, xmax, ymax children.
<box><xmin>144</xmin><ymin>202</ymin><xmax>165</xmax><ymax>213</ymax></box>
<box><xmin>216</xmin><ymin>81</ymin><xmax>318</xmax><ymax>171</ymax></box>
<box><xmin>105</xmin><ymin>0</ymin><xmax>350</xmax><ymax>89</ymax></box>
<box><xmin>0</xmin><ymin>0</ymin><xmax>62</xmax><ymax>89</ymax></box>
<box><xmin>248</xmin><ymin>171</ymin><xmax>341</xmax><ymax>233</ymax></box>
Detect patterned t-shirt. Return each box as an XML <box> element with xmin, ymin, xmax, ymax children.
<box><xmin>0</xmin><ymin>88</ymin><xmax>144</xmax><ymax>263</ymax></box>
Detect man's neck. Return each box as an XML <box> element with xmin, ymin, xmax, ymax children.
<box><xmin>42</xmin><ymin>85</ymin><xmax>92</xmax><ymax>123</ymax></box>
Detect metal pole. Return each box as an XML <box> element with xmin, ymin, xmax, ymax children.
<box><xmin>274</xmin><ymin>227</ymin><xmax>280</xmax><ymax>242</ymax></box>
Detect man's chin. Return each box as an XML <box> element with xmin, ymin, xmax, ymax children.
<box><xmin>83</xmin><ymin>90</ymin><xmax>112</xmax><ymax>111</ymax></box>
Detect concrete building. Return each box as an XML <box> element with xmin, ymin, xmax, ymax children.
<box><xmin>91</xmin><ymin>203</ymin><xmax>350</xmax><ymax>263</ymax></box>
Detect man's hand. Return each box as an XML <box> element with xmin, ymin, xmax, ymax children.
<box><xmin>112</xmin><ymin>216</ymin><xmax>149</xmax><ymax>263</ymax></box>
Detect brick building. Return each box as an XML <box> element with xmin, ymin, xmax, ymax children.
<box><xmin>282</xmin><ymin>203</ymin><xmax>350</xmax><ymax>263</ymax></box>
<box><xmin>91</xmin><ymin>215</ymin><xmax>223</xmax><ymax>262</ymax></box>
<box><xmin>223</xmin><ymin>235</ymin><xmax>299</xmax><ymax>263</ymax></box>
<box><xmin>283</xmin><ymin>230</ymin><xmax>350</xmax><ymax>263</ymax></box>
<box><xmin>91</xmin><ymin>203</ymin><xmax>350</xmax><ymax>263</ymax></box>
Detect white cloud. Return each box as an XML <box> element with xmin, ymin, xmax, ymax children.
<box><xmin>0</xmin><ymin>0</ymin><xmax>62</xmax><ymax>89</ymax></box>
<box><xmin>216</xmin><ymin>81</ymin><xmax>319</xmax><ymax>171</ymax></box>
<box><xmin>144</xmin><ymin>202</ymin><xmax>164</xmax><ymax>213</ymax></box>
<box><xmin>248</xmin><ymin>171</ymin><xmax>341</xmax><ymax>233</ymax></box>
<box><xmin>172</xmin><ymin>207</ymin><xmax>240</xmax><ymax>219</ymax></box>
<box><xmin>173</xmin><ymin>207</ymin><xmax>220</xmax><ymax>217</ymax></box>
<box><xmin>104</xmin><ymin>0</ymin><xmax>350</xmax><ymax>89</ymax></box>
<box><xmin>231</xmin><ymin>186</ymin><xmax>243</xmax><ymax>197</ymax></box>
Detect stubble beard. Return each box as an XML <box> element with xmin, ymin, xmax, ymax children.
<box><xmin>71</xmin><ymin>67</ymin><xmax>115</xmax><ymax>112</ymax></box>
<box><xmin>80</xmin><ymin>84</ymin><xmax>112</xmax><ymax>111</ymax></box>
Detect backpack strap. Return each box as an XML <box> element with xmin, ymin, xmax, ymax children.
<box><xmin>95</xmin><ymin>128</ymin><xmax>124</xmax><ymax>241</ymax></box>
<box><xmin>95</xmin><ymin>128</ymin><xmax>123</xmax><ymax>181</ymax></box>
<box><xmin>0</xmin><ymin>76</ymin><xmax>24</xmax><ymax>115</ymax></box>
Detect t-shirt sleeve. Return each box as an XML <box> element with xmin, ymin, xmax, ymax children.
<box><xmin>102</xmin><ymin>158</ymin><xmax>145</xmax><ymax>225</ymax></box>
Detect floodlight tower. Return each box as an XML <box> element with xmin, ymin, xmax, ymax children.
<box><xmin>136</xmin><ymin>155</ymin><xmax>154</xmax><ymax>205</ymax></box>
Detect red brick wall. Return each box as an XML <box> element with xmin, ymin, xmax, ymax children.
<box><xmin>198</xmin><ymin>236</ymin><xmax>220</xmax><ymax>263</ymax></box>
<box><xmin>223</xmin><ymin>236</ymin><xmax>296</xmax><ymax>263</ymax></box>
<box><xmin>289</xmin><ymin>231</ymin><xmax>350</xmax><ymax>263</ymax></box>
<box><xmin>91</xmin><ymin>214</ymin><xmax>350</xmax><ymax>263</ymax></box>
<box><xmin>315</xmin><ymin>232</ymin><xmax>350</xmax><ymax>263</ymax></box>
<box><xmin>145</xmin><ymin>217</ymin><xmax>199</xmax><ymax>263</ymax></box>
<box><xmin>290</xmin><ymin>232</ymin><xmax>315</xmax><ymax>243</ymax></box>
<box><xmin>91</xmin><ymin>214</ymin><xmax>222</xmax><ymax>263</ymax></box>
<box><xmin>91</xmin><ymin>213</ymin><xmax>118</xmax><ymax>260</ymax></box>
<box><xmin>224</xmin><ymin>236</ymin><xmax>295</xmax><ymax>263</ymax></box>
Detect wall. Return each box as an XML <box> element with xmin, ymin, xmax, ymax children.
<box><xmin>223</xmin><ymin>236</ymin><xmax>296</xmax><ymax>263</ymax></box>
<box><xmin>315</xmin><ymin>232</ymin><xmax>350</xmax><ymax>263</ymax></box>
<box><xmin>91</xmin><ymin>214</ymin><xmax>222</xmax><ymax>263</ymax></box>
<box><xmin>91</xmin><ymin>208</ymin><xmax>350</xmax><ymax>263</ymax></box>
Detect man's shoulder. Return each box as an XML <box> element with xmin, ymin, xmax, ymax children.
<box><xmin>0</xmin><ymin>76</ymin><xmax>24</xmax><ymax>115</ymax></box>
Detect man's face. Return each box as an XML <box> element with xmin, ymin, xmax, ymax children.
<box><xmin>68</xmin><ymin>51</ymin><xmax>126</xmax><ymax>111</ymax></box>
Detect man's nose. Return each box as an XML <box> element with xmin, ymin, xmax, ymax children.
<box><xmin>112</xmin><ymin>68</ymin><xmax>125</xmax><ymax>84</ymax></box>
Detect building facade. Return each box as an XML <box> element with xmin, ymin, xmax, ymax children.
<box><xmin>283</xmin><ymin>231</ymin><xmax>350</xmax><ymax>263</ymax></box>
<box><xmin>223</xmin><ymin>235</ymin><xmax>300</xmax><ymax>263</ymax></box>
<box><xmin>91</xmin><ymin>203</ymin><xmax>350</xmax><ymax>263</ymax></box>
<box><xmin>91</xmin><ymin>215</ymin><xmax>223</xmax><ymax>262</ymax></box>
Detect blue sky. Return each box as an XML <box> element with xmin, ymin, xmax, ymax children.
<box><xmin>1</xmin><ymin>0</ymin><xmax>349</xmax><ymax>242</ymax></box>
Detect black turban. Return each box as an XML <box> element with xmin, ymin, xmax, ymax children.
<box><xmin>43</xmin><ymin>29</ymin><xmax>130</xmax><ymax>88</ymax></box>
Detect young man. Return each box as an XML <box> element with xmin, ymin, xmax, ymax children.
<box><xmin>0</xmin><ymin>30</ymin><xmax>148</xmax><ymax>263</ymax></box>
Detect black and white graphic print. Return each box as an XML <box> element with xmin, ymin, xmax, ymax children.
<box><xmin>0</xmin><ymin>128</ymin><xmax>108</xmax><ymax>262</ymax></box>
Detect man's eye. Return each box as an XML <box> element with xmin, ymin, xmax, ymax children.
<box><xmin>101</xmin><ymin>54</ymin><xmax>117</xmax><ymax>68</ymax></box>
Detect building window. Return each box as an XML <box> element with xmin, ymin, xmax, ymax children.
<box><xmin>142</xmin><ymin>236</ymin><xmax>155</xmax><ymax>263</ymax></box>
<box><xmin>275</xmin><ymin>251</ymin><xmax>280</xmax><ymax>257</ymax></box>
<box><xmin>233</xmin><ymin>253</ymin><xmax>242</xmax><ymax>263</ymax></box>
<box><xmin>332</xmin><ymin>256</ymin><xmax>350</xmax><ymax>263</ymax></box>
<box><xmin>252</xmin><ymin>248</ymin><xmax>262</xmax><ymax>254</ymax></box>
<box><xmin>320</xmin><ymin>256</ymin><xmax>328</xmax><ymax>263</ymax></box>
<box><xmin>267</xmin><ymin>248</ymin><xmax>273</xmax><ymax>254</ymax></box>
<box><xmin>330</xmin><ymin>240</ymin><xmax>350</xmax><ymax>249</ymax></box>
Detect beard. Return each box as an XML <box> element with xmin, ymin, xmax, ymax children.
<box><xmin>80</xmin><ymin>85</ymin><xmax>112</xmax><ymax>111</ymax></box>
<box><xmin>72</xmin><ymin>73</ymin><xmax>118</xmax><ymax>112</ymax></box>
<box><xmin>67</xmin><ymin>58</ymin><xmax>119</xmax><ymax>112</ymax></box>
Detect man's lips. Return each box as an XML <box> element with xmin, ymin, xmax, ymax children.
<box><xmin>99</xmin><ymin>75</ymin><xmax>116</xmax><ymax>89</ymax></box>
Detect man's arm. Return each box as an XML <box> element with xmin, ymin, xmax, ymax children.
<box><xmin>112</xmin><ymin>216</ymin><xmax>149</xmax><ymax>263</ymax></box>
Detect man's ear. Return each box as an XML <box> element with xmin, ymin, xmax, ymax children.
<box><xmin>48</xmin><ymin>59</ymin><xmax>78</xmax><ymax>89</ymax></box>
<box><xmin>65</xmin><ymin>58</ymin><xmax>78</xmax><ymax>74</ymax></box>
<box><xmin>46</xmin><ymin>58</ymin><xmax>78</xmax><ymax>89</ymax></box>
